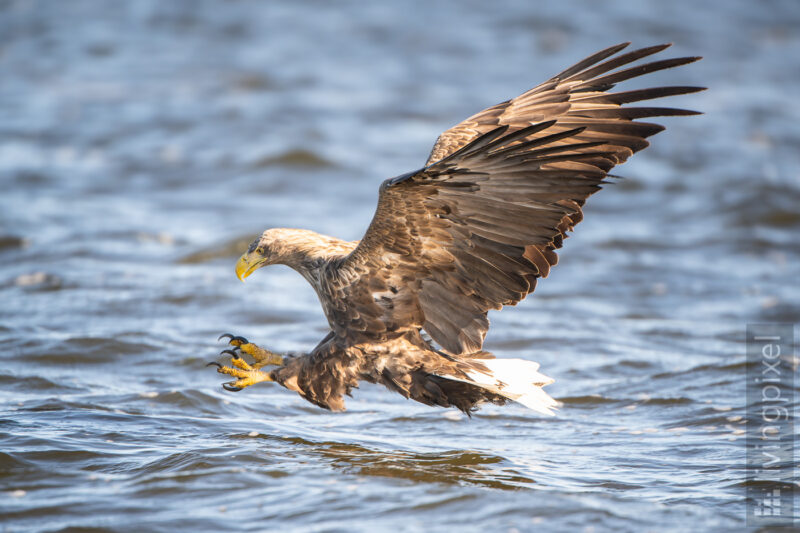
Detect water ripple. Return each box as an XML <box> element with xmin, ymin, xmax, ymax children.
<box><xmin>2</xmin><ymin>1</ymin><xmax>797</xmax><ymax>531</ymax></box>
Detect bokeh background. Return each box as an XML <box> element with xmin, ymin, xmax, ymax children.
<box><xmin>1</xmin><ymin>1</ymin><xmax>798</xmax><ymax>531</ymax></box>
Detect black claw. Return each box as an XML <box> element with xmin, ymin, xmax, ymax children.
<box><xmin>222</xmin><ymin>382</ymin><xmax>243</xmax><ymax>392</ymax></box>
<box><xmin>220</xmin><ymin>349</ymin><xmax>239</xmax><ymax>358</ymax></box>
<box><xmin>218</xmin><ymin>333</ymin><xmax>249</xmax><ymax>345</ymax></box>
<box><xmin>206</xmin><ymin>361</ymin><xmax>222</xmax><ymax>368</ymax></box>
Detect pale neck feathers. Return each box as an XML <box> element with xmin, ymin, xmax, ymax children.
<box><xmin>265</xmin><ymin>228</ymin><xmax>357</xmax><ymax>271</ymax></box>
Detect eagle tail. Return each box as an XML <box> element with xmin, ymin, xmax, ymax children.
<box><xmin>463</xmin><ymin>358</ymin><xmax>559</xmax><ymax>415</ymax></box>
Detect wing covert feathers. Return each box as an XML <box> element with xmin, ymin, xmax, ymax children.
<box><xmin>331</xmin><ymin>43</ymin><xmax>703</xmax><ymax>354</ymax></box>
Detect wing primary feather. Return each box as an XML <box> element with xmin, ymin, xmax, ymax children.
<box><xmin>487</xmin><ymin>149</ymin><xmax>616</xmax><ymax>170</ymax></box>
<box><xmin>433</xmin><ymin>125</ymin><xmax>510</xmax><ymax>164</ymax></box>
<box><xmin>551</xmin><ymin>42</ymin><xmax>631</xmax><ymax>80</ymax></box>
<box><xmin>505</xmin><ymin>141</ymin><xmax>608</xmax><ymax>159</ymax></box>
<box><xmin>485</xmin><ymin>126</ymin><xmax>587</xmax><ymax>158</ymax></box>
<box><xmin>575</xmin><ymin>56</ymin><xmax>703</xmax><ymax>91</ymax></box>
<box><xmin>569</xmin><ymin>107</ymin><xmax>702</xmax><ymax>119</ymax></box>
<box><xmin>564</xmin><ymin>44</ymin><xmax>672</xmax><ymax>82</ymax></box>
<box><xmin>480</xmin><ymin>121</ymin><xmax>557</xmax><ymax>152</ymax></box>
<box><xmin>575</xmin><ymin>86</ymin><xmax>706</xmax><ymax>105</ymax></box>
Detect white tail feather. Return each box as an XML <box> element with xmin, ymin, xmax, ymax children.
<box><xmin>446</xmin><ymin>358</ymin><xmax>559</xmax><ymax>415</ymax></box>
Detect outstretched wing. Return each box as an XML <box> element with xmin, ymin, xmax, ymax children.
<box><xmin>426</xmin><ymin>42</ymin><xmax>699</xmax><ymax>164</ymax></box>
<box><xmin>327</xmin><ymin>43</ymin><xmax>703</xmax><ymax>355</ymax></box>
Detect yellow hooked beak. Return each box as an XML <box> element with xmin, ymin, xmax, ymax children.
<box><xmin>235</xmin><ymin>252</ymin><xmax>264</xmax><ymax>282</ymax></box>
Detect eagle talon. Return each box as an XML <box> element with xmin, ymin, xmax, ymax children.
<box><xmin>221</xmin><ymin>335</ymin><xmax>249</xmax><ymax>347</ymax></box>
<box><xmin>215</xmin><ymin>333</ymin><xmax>284</xmax><ymax>368</ymax></box>
<box><xmin>210</xmin><ymin>333</ymin><xmax>283</xmax><ymax>391</ymax></box>
<box><xmin>209</xmin><ymin>347</ymin><xmax>275</xmax><ymax>391</ymax></box>
<box><xmin>218</xmin><ymin>333</ymin><xmax>249</xmax><ymax>346</ymax></box>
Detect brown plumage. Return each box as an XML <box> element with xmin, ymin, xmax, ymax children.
<box><xmin>213</xmin><ymin>43</ymin><xmax>703</xmax><ymax>415</ymax></box>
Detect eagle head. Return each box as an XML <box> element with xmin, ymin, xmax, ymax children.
<box><xmin>235</xmin><ymin>228</ymin><xmax>333</xmax><ymax>281</ymax></box>
<box><xmin>235</xmin><ymin>230</ymin><xmax>282</xmax><ymax>281</ymax></box>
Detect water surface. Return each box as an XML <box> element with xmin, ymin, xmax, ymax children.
<box><xmin>1</xmin><ymin>1</ymin><xmax>799</xmax><ymax>531</ymax></box>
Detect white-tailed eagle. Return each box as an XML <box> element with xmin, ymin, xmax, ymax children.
<box><xmin>209</xmin><ymin>43</ymin><xmax>703</xmax><ymax>415</ymax></box>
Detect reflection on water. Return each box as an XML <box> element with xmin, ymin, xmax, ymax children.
<box><xmin>242</xmin><ymin>433</ymin><xmax>535</xmax><ymax>490</ymax></box>
<box><xmin>1</xmin><ymin>0</ymin><xmax>799</xmax><ymax>531</ymax></box>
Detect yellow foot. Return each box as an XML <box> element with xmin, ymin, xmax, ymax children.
<box><xmin>207</xmin><ymin>354</ymin><xmax>272</xmax><ymax>391</ymax></box>
<box><xmin>217</xmin><ymin>333</ymin><xmax>283</xmax><ymax>368</ymax></box>
<box><xmin>209</xmin><ymin>333</ymin><xmax>284</xmax><ymax>392</ymax></box>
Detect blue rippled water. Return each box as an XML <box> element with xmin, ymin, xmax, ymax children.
<box><xmin>1</xmin><ymin>1</ymin><xmax>799</xmax><ymax>531</ymax></box>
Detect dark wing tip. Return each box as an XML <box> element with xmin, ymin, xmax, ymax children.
<box><xmin>598</xmin><ymin>41</ymin><xmax>633</xmax><ymax>55</ymax></box>
<box><xmin>552</xmin><ymin>42</ymin><xmax>632</xmax><ymax>80</ymax></box>
<box><xmin>647</xmin><ymin>43</ymin><xmax>672</xmax><ymax>52</ymax></box>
